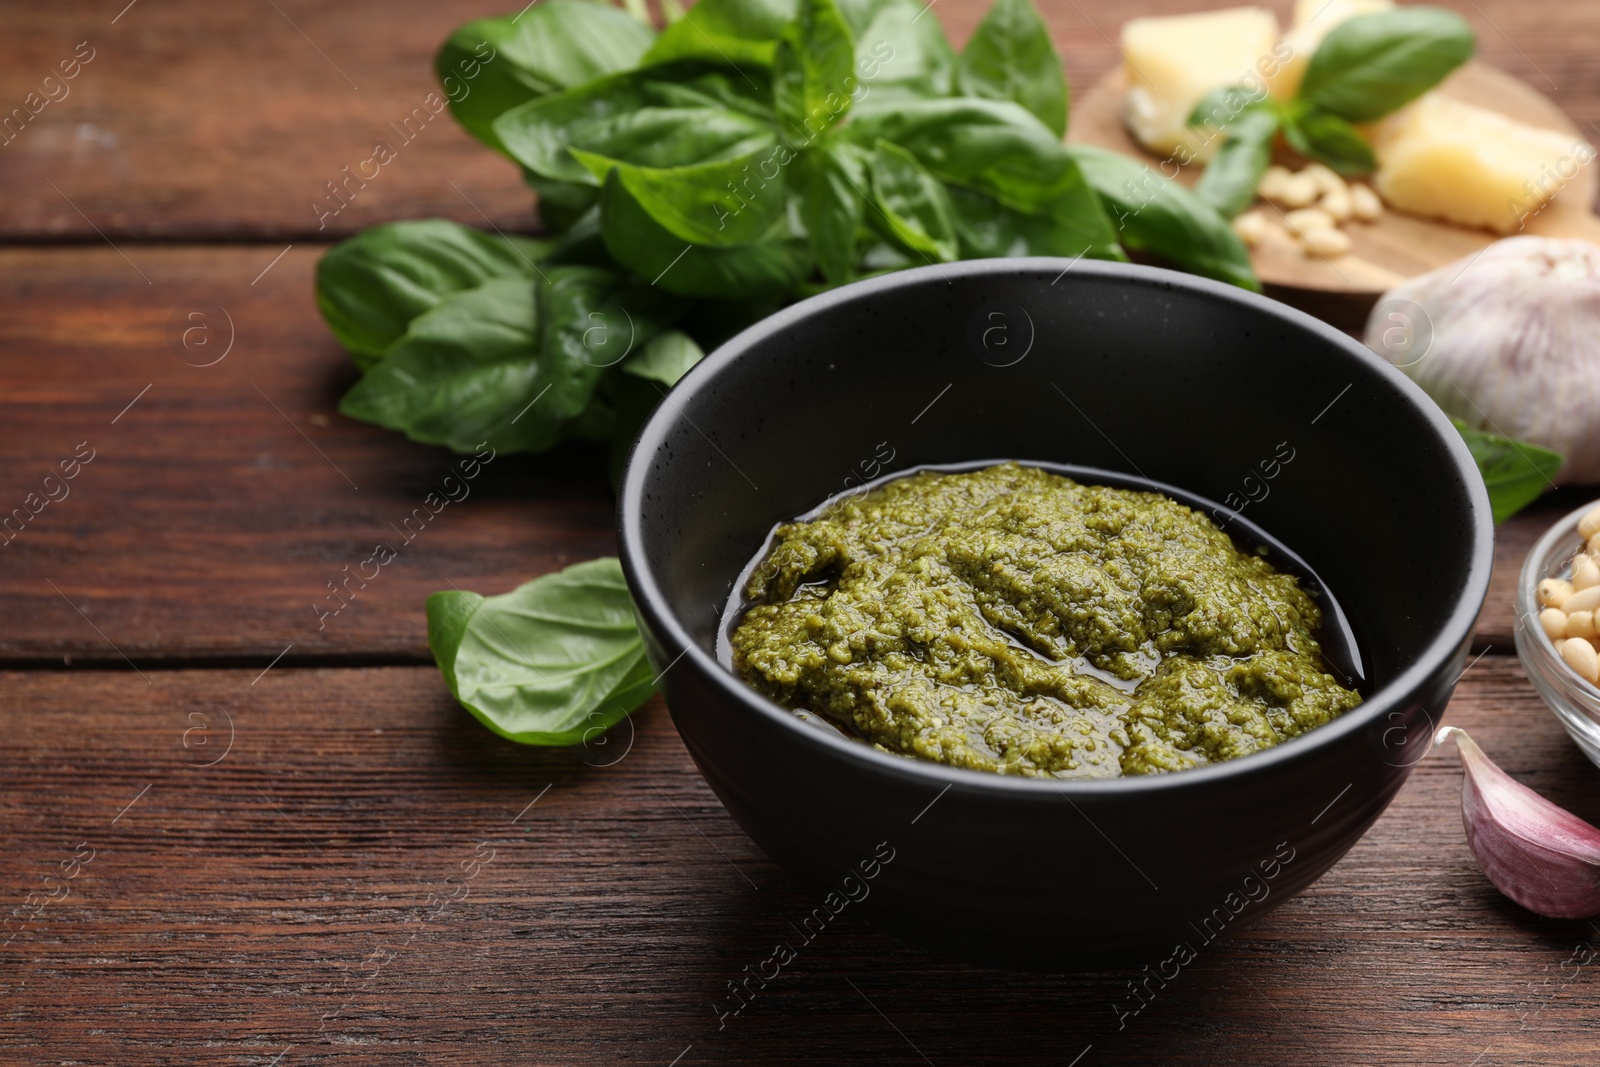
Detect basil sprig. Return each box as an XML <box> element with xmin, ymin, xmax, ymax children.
<box><xmin>1187</xmin><ymin>7</ymin><xmax>1475</xmax><ymax>217</ymax></box>
<box><xmin>316</xmin><ymin>0</ymin><xmax>1265</xmax><ymax>745</ymax></box>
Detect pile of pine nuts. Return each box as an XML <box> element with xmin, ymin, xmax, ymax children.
<box><xmin>1230</xmin><ymin>162</ymin><xmax>1383</xmax><ymax>260</ymax></box>
<box><xmin>1536</xmin><ymin>504</ymin><xmax>1600</xmax><ymax>684</ymax></box>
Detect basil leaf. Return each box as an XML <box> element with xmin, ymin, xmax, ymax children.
<box><xmin>598</xmin><ymin>170</ymin><xmax>812</xmax><ymax>299</ymax></box>
<box><xmin>1451</xmin><ymin>420</ymin><xmax>1561</xmax><ymax>525</ymax></box>
<box><xmin>571</xmin><ymin>135</ymin><xmax>787</xmax><ymax>247</ymax></box>
<box><xmin>644</xmin><ymin>0</ymin><xmax>795</xmax><ymax>66</ymax></box>
<box><xmin>426</xmin><ymin>559</ymin><xmax>657</xmax><ymax>746</ymax></box>
<box><xmin>847</xmin><ymin>99</ymin><xmax>1078</xmax><ymax>211</ymax></box>
<box><xmin>437</xmin><ymin>0</ymin><xmax>654</xmax><ymax>155</ymax></box>
<box><xmin>494</xmin><ymin>63</ymin><xmax>773</xmax><ymax>186</ymax></box>
<box><xmin>338</xmin><ymin>276</ymin><xmax>547</xmax><ymax>452</ymax></box>
<box><xmin>1186</xmin><ymin>85</ymin><xmax>1271</xmax><ymax>133</ymax></box>
<box><xmin>621</xmin><ymin>328</ymin><xmax>707</xmax><ymax>386</ymax></box>
<box><xmin>954</xmin><ymin>0</ymin><xmax>1067</xmax><ymax>137</ymax></box>
<box><xmin>775</xmin><ymin>0</ymin><xmax>857</xmax><ymax>138</ymax></box>
<box><xmin>849</xmin><ymin>0</ymin><xmax>955</xmax><ymax>113</ymax></box>
<box><xmin>1067</xmin><ymin>144</ymin><xmax>1259</xmax><ymax>292</ymax></box>
<box><xmin>1282</xmin><ymin>109</ymin><xmax>1376</xmax><ymax>176</ymax></box>
<box><xmin>315</xmin><ymin>220</ymin><xmax>549</xmax><ymax>370</ymax></box>
<box><xmin>537</xmin><ymin>265</ymin><xmax>686</xmax><ymax>418</ymax></box>
<box><xmin>525</xmin><ymin>172</ymin><xmax>599</xmax><ymax>233</ymax></box>
<box><xmin>945</xmin><ymin>185</ymin><xmax>1095</xmax><ymax>259</ymax></box>
<box><xmin>1191</xmin><ymin>106</ymin><xmax>1279</xmax><ymax>219</ymax></box>
<box><xmin>339</xmin><ymin>267</ymin><xmax>683</xmax><ymax>454</ymax></box>
<box><xmin>869</xmin><ymin>140</ymin><xmax>959</xmax><ymax>263</ymax></box>
<box><xmin>1299</xmin><ymin>7</ymin><xmax>1475</xmax><ymax>123</ymax></box>
<box><xmin>797</xmin><ymin>141</ymin><xmax>868</xmax><ymax>284</ymax></box>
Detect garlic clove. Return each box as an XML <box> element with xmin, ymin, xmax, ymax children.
<box><xmin>1436</xmin><ymin>726</ymin><xmax>1600</xmax><ymax>919</ymax></box>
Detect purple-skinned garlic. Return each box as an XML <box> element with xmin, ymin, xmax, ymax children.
<box><xmin>1436</xmin><ymin>726</ymin><xmax>1600</xmax><ymax>919</ymax></box>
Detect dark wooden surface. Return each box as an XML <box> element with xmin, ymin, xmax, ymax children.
<box><xmin>4</xmin><ymin>1</ymin><xmax>1600</xmax><ymax>1064</ymax></box>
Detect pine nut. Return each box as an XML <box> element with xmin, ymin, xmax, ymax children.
<box><xmin>1276</xmin><ymin>173</ymin><xmax>1319</xmax><ymax>208</ymax></box>
<box><xmin>1285</xmin><ymin>208</ymin><xmax>1336</xmax><ymax>235</ymax></box>
<box><xmin>1231</xmin><ymin>210</ymin><xmax>1271</xmax><ymax>246</ymax></box>
<box><xmin>1562</xmin><ymin>637</ymin><xmax>1600</xmax><ymax>683</ymax></box>
<box><xmin>1542</xmin><ymin>608</ymin><xmax>1571</xmax><ymax>640</ymax></box>
<box><xmin>1540</xmin><ymin>578</ymin><xmax>1575</xmax><ymax>608</ymax></box>
<box><xmin>1320</xmin><ymin>189</ymin><xmax>1354</xmax><ymax>222</ymax></box>
<box><xmin>1568</xmin><ymin>610</ymin><xmax>1597</xmax><ymax>640</ymax></box>
<box><xmin>1562</xmin><ymin>585</ymin><xmax>1600</xmax><ymax>614</ymax></box>
<box><xmin>1350</xmin><ymin>184</ymin><xmax>1383</xmax><ymax>221</ymax></box>
<box><xmin>1301</xmin><ymin>227</ymin><xmax>1352</xmax><ymax>258</ymax></box>
<box><xmin>1581</xmin><ymin>504</ymin><xmax>1600</xmax><ymax>541</ymax></box>
<box><xmin>1575</xmin><ymin>554</ymin><xmax>1600</xmax><ymax>591</ymax></box>
<box><xmin>1303</xmin><ymin>163</ymin><xmax>1348</xmax><ymax>198</ymax></box>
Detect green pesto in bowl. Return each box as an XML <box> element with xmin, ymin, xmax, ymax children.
<box><xmin>728</xmin><ymin>463</ymin><xmax>1362</xmax><ymax>779</ymax></box>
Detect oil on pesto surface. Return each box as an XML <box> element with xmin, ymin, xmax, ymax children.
<box><xmin>730</xmin><ymin>464</ymin><xmax>1362</xmax><ymax>778</ymax></box>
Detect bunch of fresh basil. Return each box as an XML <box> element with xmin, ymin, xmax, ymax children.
<box><xmin>1187</xmin><ymin>6</ymin><xmax>1475</xmax><ymax>217</ymax></box>
<box><xmin>316</xmin><ymin>0</ymin><xmax>1260</xmax><ymax>486</ymax></box>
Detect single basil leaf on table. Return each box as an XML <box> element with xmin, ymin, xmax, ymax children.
<box><xmin>847</xmin><ymin>0</ymin><xmax>956</xmax><ymax>115</ymax></box>
<box><xmin>643</xmin><ymin>0</ymin><xmax>796</xmax><ymax>66</ymax></box>
<box><xmin>1299</xmin><ymin>7</ymin><xmax>1475</xmax><ymax>123</ymax></box>
<box><xmin>315</xmin><ymin>220</ymin><xmax>549</xmax><ymax>369</ymax></box>
<box><xmin>954</xmin><ymin>0</ymin><xmax>1067</xmax><ymax>137</ymax></box>
<box><xmin>1451</xmin><ymin>419</ymin><xmax>1561</xmax><ymax>525</ymax></box>
<box><xmin>868</xmin><ymin>140</ymin><xmax>959</xmax><ymax>263</ymax></box>
<box><xmin>796</xmin><ymin>141</ymin><xmax>869</xmax><ymax>284</ymax></box>
<box><xmin>493</xmin><ymin>63</ymin><xmax>775</xmax><ymax>186</ymax></box>
<box><xmin>1066</xmin><ymin>144</ymin><xmax>1259</xmax><ymax>292</ymax></box>
<box><xmin>570</xmin><ymin>136</ymin><xmax>787</xmax><ymax>248</ymax></box>
<box><xmin>436</xmin><ymin>0</ymin><xmax>655</xmax><ymax>155</ymax></box>
<box><xmin>1189</xmin><ymin>106</ymin><xmax>1280</xmax><ymax>219</ymax></box>
<box><xmin>598</xmin><ymin>169</ymin><xmax>813</xmax><ymax>299</ymax></box>
<box><xmin>426</xmin><ymin>559</ymin><xmax>658</xmax><ymax>746</ymax></box>
<box><xmin>774</xmin><ymin>0</ymin><xmax>857</xmax><ymax>138</ymax></box>
<box><xmin>1282</xmin><ymin>108</ymin><xmax>1377</xmax><ymax>176</ymax></box>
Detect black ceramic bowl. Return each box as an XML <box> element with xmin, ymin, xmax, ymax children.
<box><xmin>617</xmin><ymin>258</ymin><xmax>1493</xmax><ymax>970</ymax></box>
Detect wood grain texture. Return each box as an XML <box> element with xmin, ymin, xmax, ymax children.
<box><xmin>4</xmin><ymin>661</ymin><xmax>1600</xmax><ymax>1066</ymax></box>
<box><xmin>1</xmin><ymin>0</ymin><xmax>1598</xmax><ymax>239</ymax></box>
<box><xmin>0</xmin><ymin>245</ymin><xmax>618</xmax><ymax>663</ymax></box>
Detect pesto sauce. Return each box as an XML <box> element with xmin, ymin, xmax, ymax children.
<box><xmin>729</xmin><ymin>463</ymin><xmax>1362</xmax><ymax>778</ymax></box>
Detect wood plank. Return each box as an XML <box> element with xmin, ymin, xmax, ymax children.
<box><xmin>1</xmin><ymin>0</ymin><xmax>1595</xmax><ymax>239</ymax></box>
<box><xmin>3</xmin><ymin>658</ymin><xmax>1599</xmax><ymax>1065</ymax></box>
<box><xmin>0</xmin><ymin>245</ymin><xmax>617</xmax><ymax>662</ymax></box>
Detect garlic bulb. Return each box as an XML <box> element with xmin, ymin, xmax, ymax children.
<box><xmin>1365</xmin><ymin>236</ymin><xmax>1600</xmax><ymax>483</ymax></box>
<box><xmin>1436</xmin><ymin>726</ymin><xmax>1600</xmax><ymax>919</ymax></box>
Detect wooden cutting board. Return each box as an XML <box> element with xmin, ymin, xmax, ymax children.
<box><xmin>1069</xmin><ymin>62</ymin><xmax>1600</xmax><ymax>296</ymax></box>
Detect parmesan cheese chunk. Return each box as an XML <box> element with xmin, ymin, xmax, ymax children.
<box><xmin>1371</xmin><ymin>93</ymin><xmax>1596</xmax><ymax>234</ymax></box>
<box><xmin>1121</xmin><ymin>7</ymin><xmax>1281</xmax><ymax>163</ymax></box>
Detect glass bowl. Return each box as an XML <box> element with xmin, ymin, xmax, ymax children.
<box><xmin>1515</xmin><ymin>499</ymin><xmax>1600</xmax><ymax>768</ymax></box>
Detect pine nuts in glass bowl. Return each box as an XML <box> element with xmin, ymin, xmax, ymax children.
<box><xmin>1516</xmin><ymin>501</ymin><xmax>1600</xmax><ymax>769</ymax></box>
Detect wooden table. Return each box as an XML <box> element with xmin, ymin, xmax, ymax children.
<box><xmin>4</xmin><ymin>2</ymin><xmax>1600</xmax><ymax>1064</ymax></box>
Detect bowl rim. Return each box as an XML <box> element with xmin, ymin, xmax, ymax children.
<box><xmin>618</xmin><ymin>257</ymin><xmax>1496</xmax><ymax>796</ymax></box>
